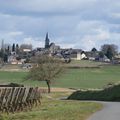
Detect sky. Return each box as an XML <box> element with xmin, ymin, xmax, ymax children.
<box><xmin>0</xmin><ymin>0</ymin><xmax>120</xmax><ymax>51</ymax></box>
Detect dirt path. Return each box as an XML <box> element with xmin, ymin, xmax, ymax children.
<box><xmin>40</xmin><ymin>87</ymin><xmax>76</xmax><ymax>92</ymax></box>
<box><xmin>87</xmin><ymin>102</ymin><xmax>120</xmax><ymax>120</ymax></box>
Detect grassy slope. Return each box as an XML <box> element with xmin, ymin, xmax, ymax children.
<box><xmin>0</xmin><ymin>92</ymin><xmax>102</xmax><ymax>120</ymax></box>
<box><xmin>68</xmin><ymin>83</ymin><xmax>120</xmax><ymax>101</ymax></box>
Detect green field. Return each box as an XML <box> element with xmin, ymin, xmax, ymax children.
<box><xmin>0</xmin><ymin>61</ymin><xmax>120</xmax><ymax>89</ymax></box>
<box><xmin>65</xmin><ymin>60</ymin><xmax>104</xmax><ymax>67</ymax></box>
<box><xmin>54</xmin><ymin>65</ymin><xmax>120</xmax><ymax>89</ymax></box>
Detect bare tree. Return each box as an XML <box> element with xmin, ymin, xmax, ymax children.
<box><xmin>27</xmin><ymin>55</ymin><xmax>63</xmax><ymax>93</ymax></box>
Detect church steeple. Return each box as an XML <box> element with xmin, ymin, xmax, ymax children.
<box><xmin>45</xmin><ymin>32</ymin><xmax>50</xmax><ymax>49</ymax></box>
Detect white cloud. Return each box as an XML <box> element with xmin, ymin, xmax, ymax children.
<box><xmin>59</xmin><ymin>43</ymin><xmax>75</xmax><ymax>49</ymax></box>
<box><xmin>80</xmin><ymin>30</ymin><xmax>110</xmax><ymax>51</ymax></box>
<box><xmin>81</xmin><ymin>39</ymin><xmax>96</xmax><ymax>50</ymax></box>
<box><xmin>0</xmin><ymin>0</ymin><xmax>97</xmax><ymax>14</ymax></box>
<box><xmin>111</xmin><ymin>13</ymin><xmax>120</xmax><ymax>19</ymax></box>
<box><xmin>8</xmin><ymin>31</ymin><xmax>23</xmax><ymax>37</ymax></box>
<box><xmin>23</xmin><ymin>37</ymin><xmax>44</xmax><ymax>48</ymax></box>
<box><xmin>0</xmin><ymin>0</ymin><xmax>120</xmax><ymax>51</ymax></box>
<box><xmin>95</xmin><ymin>29</ymin><xmax>110</xmax><ymax>40</ymax></box>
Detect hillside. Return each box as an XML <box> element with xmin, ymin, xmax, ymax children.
<box><xmin>68</xmin><ymin>83</ymin><xmax>120</xmax><ymax>101</ymax></box>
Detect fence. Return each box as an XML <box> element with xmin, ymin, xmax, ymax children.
<box><xmin>0</xmin><ymin>87</ymin><xmax>46</xmax><ymax>114</ymax></box>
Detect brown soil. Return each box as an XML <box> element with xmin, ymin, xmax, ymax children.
<box><xmin>40</xmin><ymin>87</ymin><xmax>76</xmax><ymax>92</ymax></box>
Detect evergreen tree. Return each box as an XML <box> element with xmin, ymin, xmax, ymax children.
<box><xmin>12</xmin><ymin>43</ymin><xmax>15</xmax><ymax>52</ymax></box>
<box><xmin>0</xmin><ymin>49</ymin><xmax>4</xmax><ymax>59</ymax></box>
<box><xmin>7</xmin><ymin>46</ymin><xmax>10</xmax><ymax>52</ymax></box>
<box><xmin>16</xmin><ymin>44</ymin><xmax>19</xmax><ymax>54</ymax></box>
<box><xmin>3</xmin><ymin>53</ymin><xmax>8</xmax><ymax>63</ymax></box>
<box><xmin>91</xmin><ymin>48</ymin><xmax>97</xmax><ymax>52</ymax></box>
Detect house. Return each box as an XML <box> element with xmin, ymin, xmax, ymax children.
<box><xmin>8</xmin><ymin>55</ymin><xmax>23</xmax><ymax>64</ymax></box>
<box><xmin>20</xmin><ymin>44</ymin><xmax>32</xmax><ymax>52</ymax></box>
<box><xmin>85</xmin><ymin>51</ymin><xmax>99</xmax><ymax>60</ymax></box>
<box><xmin>71</xmin><ymin>52</ymin><xmax>87</xmax><ymax>60</ymax></box>
<box><xmin>70</xmin><ymin>49</ymin><xmax>87</xmax><ymax>60</ymax></box>
<box><xmin>112</xmin><ymin>54</ymin><xmax>120</xmax><ymax>64</ymax></box>
<box><xmin>22</xmin><ymin>49</ymin><xmax>31</xmax><ymax>52</ymax></box>
<box><xmin>99</xmin><ymin>55</ymin><xmax>110</xmax><ymax>62</ymax></box>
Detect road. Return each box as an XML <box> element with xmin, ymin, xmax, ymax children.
<box><xmin>87</xmin><ymin>102</ymin><xmax>120</xmax><ymax>120</ymax></box>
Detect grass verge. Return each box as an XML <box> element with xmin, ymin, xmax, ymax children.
<box><xmin>0</xmin><ymin>92</ymin><xmax>102</xmax><ymax>120</ymax></box>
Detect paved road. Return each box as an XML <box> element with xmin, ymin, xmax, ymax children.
<box><xmin>87</xmin><ymin>102</ymin><xmax>120</xmax><ymax>120</ymax></box>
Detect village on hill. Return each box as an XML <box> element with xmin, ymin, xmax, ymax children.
<box><xmin>0</xmin><ymin>33</ymin><xmax>120</xmax><ymax>69</ymax></box>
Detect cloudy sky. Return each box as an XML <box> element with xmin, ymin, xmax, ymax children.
<box><xmin>0</xmin><ymin>0</ymin><xmax>120</xmax><ymax>51</ymax></box>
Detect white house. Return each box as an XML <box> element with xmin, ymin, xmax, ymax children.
<box><xmin>71</xmin><ymin>52</ymin><xmax>87</xmax><ymax>60</ymax></box>
<box><xmin>77</xmin><ymin>52</ymin><xmax>87</xmax><ymax>60</ymax></box>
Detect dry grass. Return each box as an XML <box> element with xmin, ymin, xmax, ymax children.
<box><xmin>0</xmin><ymin>92</ymin><xmax>102</xmax><ymax>120</ymax></box>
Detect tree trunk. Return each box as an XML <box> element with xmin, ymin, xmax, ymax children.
<box><xmin>46</xmin><ymin>80</ymin><xmax>51</xmax><ymax>93</ymax></box>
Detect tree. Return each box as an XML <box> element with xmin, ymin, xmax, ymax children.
<box><xmin>12</xmin><ymin>43</ymin><xmax>15</xmax><ymax>52</ymax></box>
<box><xmin>7</xmin><ymin>46</ymin><xmax>10</xmax><ymax>52</ymax></box>
<box><xmin>99</xmin><ymin>51</ymin><xmax>104</xmax><ymax>58</ymax></box>
<box><xmin>91</xmin><ymin>48</ymin><xmax>97</xmax><ymax>52</ymax></box>
<box><xmin>101</xmin><ymin>44</ymin><xmax>118</xmax><ymax>60</ymax></box>
<box><xmin>3</xmin><ymin>53</ymin><xmax>8</xmax><ymax>63</ymax></box>
<box><xmin>0</xmin><ymin>49</ymin><xmax>4</xmax><ymax>59</ymax></box>
<box><xmin>27</xmin><ymin>55</ymin><xmax>63</xmax><ymax>93</ymax></box>
<box><xmin>16</xmin><ymin>44</ymin><xmax>19</xmax><ymax>54</ymax></box>
<box><xmin>106</xmin><ymin>47</ymin><xmax>114</xmax><ymax>60</ymax></box>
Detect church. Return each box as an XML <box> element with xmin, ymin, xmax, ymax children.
<box><xmin>44</xmin><ymin>33</ymin><xmax>60</xmax><ymax>54</ymax></box>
